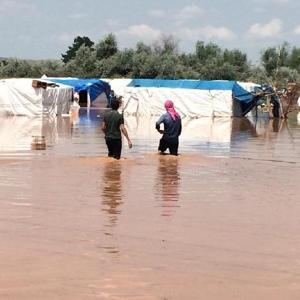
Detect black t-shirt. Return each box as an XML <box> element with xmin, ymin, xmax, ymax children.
<box><xmin>103</xmin><ymin>110</ymin><xmax>124</xmax><ymax>139</ymax></box>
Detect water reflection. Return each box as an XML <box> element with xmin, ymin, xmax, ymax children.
<box><xmin>0</xmin><ymin>116</ymin><xmax>43</xmax><ymax>153</ymax></box>
<box><xmin>0</xmin><ymin>109</ymin><xmax>300</xmax><ymax>162</ymax></box>
<box><xmin>40</xmin><ymin>116</ymin><xmax>58</xmax><ymax>145</ymax></box>
<box><xmin>231</xmin><ymin>117</ymin><xmax>258</xmax><ymax>139</ymax></box>
<box><xmin>0</xmin><ymin>116</ymin><xmax>72</xmax><ymax>153</ymax></box>
<box><xmin>101</xmin><ymin>161</ymin><xmax>123</xmax><ymax>228</ymax></box>
<box><xmin>156</xmin><ymin>156</ymin><xmax>181</xmax><ymax>217</ymax></box>
<box><xmin>272</xmin><ymin>118</ymin><xmax>281</xmax><ymax>133</ymax></box>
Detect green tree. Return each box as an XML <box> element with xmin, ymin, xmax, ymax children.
<box><xmin>157</xmin><ymin>54</ymin><xmax>185</xmax><ymax>79</ymax></box>
<box><xmin>95</xmin><ymin>34</ymin><xmax>118</xmax><ymax>60</ymax></box>
<box><xmin>195</xmin><ymin>41</ymin><xmax>222</xmax><ymax>63</ymax></box>
<box><xmin>138</xmin><ymin>53</ymin><xmax>161</xmax><ymax>78</ymax></box>
<box><xmin>0</xmin><ymin>59</ymin><xmax>33</xmax><ymax>78</ymax></box>
<box><xmin>261</xmin><ymin>47</ymin><xmax>278</xmax><ymax>77</ymax></box>
<box><xmin>287</xmin><ymin>47</ymin><xmax>300</xmax><ymax>71</ymax></box>
<box><xmin>61</xmin><ymin>36</ymin><xmax>94</xmax><ymax>64</ymax></box>
<box><xmin>38</xmin><ymin>60</ymin><xmax>65</xmax><ymax>77</ymax></box>
<box><xmin>64</xmin><ymin>45</ymin><xmax>97</xmax><ymax>77</ymax></box>
<box><xmin>132</xmin><ymin>42</ymin><xmax>154</xmax><ymax>78</ymax></box>
<box><xmin>223</xmin><ymin>49</ymin><xmax>249</xmax><ymax>74</ymax></box>
<box><xmin>261</xmin><ymin>43</ymin><xmax>289</xmax><ymax>77</ymax></box>
<box><xmin>95</xmin><ymin>55</ymin><xmax>119</xmax><ymax>78</ymax></box>
<box><xmin>95</xmin><ymin>49</ymin><xmax>135</xmax><ymax>78</ymax></box>
<box><xmin>114</xmin><ymin>49</ymin><xmax>134</xmax><ymax>77</ymax></box>
<box><xmin>153</xmin><ymin>34</ymin><xmax>179</xmax><ymax>55</ymax></box>
<box><xmin>276</xmin><ymin>66</ymin><xmax>300</xmax><ymax>83</ymax></box>
<box><xmin>247</xmin><ymin>66</ymin><xmax>268</xmax><ymax>84</ymax></box>
<box><xmin>277</xmin><ymin>42</ymin><xmax>290</xmax><ymax>67</ymax></box>
<box><xmin>179</xmin><ymin>53</ymin><xmax>197</xmax><ymax>68</ymax></box>
<box><xmin>199</xmin><ymin>58</ymin><xmax>237</xmax><ymax>80</ymax></box>
<box><xmin>135</xmin><ymin>41</ymin><xmax>152</xmax><ymax>55</ymax></box>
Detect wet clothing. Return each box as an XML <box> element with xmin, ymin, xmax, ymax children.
<box><xmin>105</xmin><ymin>138</ymin><xmax>122</xmax><ymax>159</ymax></box>
<box><xmin>158</xmin><ymin>137</ymin><xmax>179</xmax><ymax>156</ymax></box>
<box><xmin>156</xmin><ymin>113</ymin><xmax>182</xmax><ymax>140</ymax></box>
<box><xmin>103</xmin><ymin>110</ymin><xmax>124</xmax><ymax>159</ymax></box>
<box><xmin>103</xmin><ymin>110</ymin><xmax>124</xmax><ymax>139</ymax></box>
<box><xmin>156</xmin><ymin>113</ymin><xmax>182</xmax><ymax>156</ymax></box>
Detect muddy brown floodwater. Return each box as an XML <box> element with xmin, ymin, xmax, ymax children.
<box><xmin>0</xmin><ymin>109</ymin><xmax>300</xmax><ymax>299</ymax></box>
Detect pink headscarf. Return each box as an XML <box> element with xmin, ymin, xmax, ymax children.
<box><xmin>164</xmin><ymin>100</ymin><xmax>180</xmax><ymax>121</ymax></box>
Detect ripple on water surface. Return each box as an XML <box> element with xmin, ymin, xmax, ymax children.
<box><xmin>1</xmin><ymin>109</ymin><xmax>300</xmax><ymax>299</ymax></box>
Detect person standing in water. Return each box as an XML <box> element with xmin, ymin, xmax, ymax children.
<box><xmin>101</xmin><ymin>99</ymin><xmax>132</xmax><ymax>159</ymax></box>
<box><xmin>155</xmin><ymin>100</ymin><xmax>182</xmax><ymax>156</ymax></box>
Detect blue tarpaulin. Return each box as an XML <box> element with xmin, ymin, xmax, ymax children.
<box><xmin>128</xmin><ymin>79</ymin><xmax>251</xmax><ymax>99</ymax></box>
<box><xmin>47</xmin><ymin>78</ymin><xmax>111</xmax><ymax>101</ymax></box>
<box><xmin>128</xmin><ymin>79</ymin><xmax>238</xmax><ymax>90</ymax></box>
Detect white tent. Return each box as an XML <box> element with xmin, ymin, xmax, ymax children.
<box><xmin>106</xmin><ymin>79</ymin><xmax>258</xmax><ymax>118</ymax></box>
<box><xmin>0</xmin><ymin>78</ymin><xmax>73</xmax><ymax>116</ymax></box>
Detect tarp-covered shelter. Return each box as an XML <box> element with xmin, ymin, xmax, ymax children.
<box><xmin>0</xmin><ymin>79</ymin><xmax>73</xmax><ymax>116</ymax></box>
<box><xmin>45</xmin><ymin>77</ymin><xmax>111</xmax><ymax>107</ymax></box>
<box><xmin>107</xmin><ymin>79</ymin><xmax>257</xmax><ymax>117</ymax></box>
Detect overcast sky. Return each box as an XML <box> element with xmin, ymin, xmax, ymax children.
<box><xmin>1</xmin><ymin>0</ymin><xmax>300</xmax><ymax>64</ymax></box>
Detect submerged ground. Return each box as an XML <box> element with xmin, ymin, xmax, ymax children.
<box><xmin>0</xmin><ymin>109</ymin><xmax>300</xmax><ymax>299</ymax></box>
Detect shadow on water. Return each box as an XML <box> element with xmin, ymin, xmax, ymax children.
<box><xmin>156</xmin><ymin>156</ymin><xmax>181</xmax><ymax>217</ymax></box>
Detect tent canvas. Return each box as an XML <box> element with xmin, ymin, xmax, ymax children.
<box><xmin>0</xmin><ymin>78</ymin><xmax>73</xmax><ymax>116</ymax></box>
<box><xmin>107</xmin><ymin>79</ymin><xmax>256</xmax><ymax>117</ymax></box>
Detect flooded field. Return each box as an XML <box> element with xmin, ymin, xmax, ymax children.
<box><xmin>0</xmin><ymin>108</ymin><xmax>300</xmax><ymax>299</ymax></box>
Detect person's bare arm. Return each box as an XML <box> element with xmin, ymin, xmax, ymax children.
<box><xmin>120</xmin><ymin>124</ymin><xmax>132</xmax><ymax>148</ymax></box>
<box><xmin>155</xmin><ymin>115</ymin><xmax>164</xmax><ymax>134</ymax></box>
<box><xmin>101</xmin><ymin>122</ymin><xmax>106</xmax><ymax>133</ymax></box>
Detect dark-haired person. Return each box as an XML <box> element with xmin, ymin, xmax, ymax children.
<box><xmin>156</xmin><ymin>100</ymin><xmax>182</xmax><ymax>156</ymax></box>
<box><xmin>101</xmin><ymin>100</ymin><xmax>132</xmax><ymax>159</ymax></box>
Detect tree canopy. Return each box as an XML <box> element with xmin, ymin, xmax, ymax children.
<box><xmin>61</xmin><ymin>36</ymin><xmax>94</xmax><ymax>64</ymax></box>
<box><xmin>1</xmin><ymin>34</ymin><xmax>300</xmax><ymax>86</ymax></box>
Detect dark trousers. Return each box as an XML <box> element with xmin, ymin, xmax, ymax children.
<box><xmin>105</xmin><ymin>138</ymin><xmax>122</xmax><ymax>159</ymax></box>
<box><xmin>158</xmin><ymin>137</ymin><xmax>179</xmax><ymax>156</ymax></box>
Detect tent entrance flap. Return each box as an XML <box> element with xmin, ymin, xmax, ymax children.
<box><xmin>46</xmin><ymin>78</ymin><xmax>111</xmax><ymax>102</ymax></box>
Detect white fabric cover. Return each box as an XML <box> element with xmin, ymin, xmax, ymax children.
<box><xmin>125</xmin><ymin>116</ymin><xmax>232</xmax><ymax>144</ymax></box>
<box><xmin>107</xmin><ymin>79</ymin><xmax>258</xmax><ymax>117</ymax></box>
<box><xmin>103</xmin><ymin>78</ymin><xmax>131</xmax><ymax>97</ymax></box>
<box><xmin>121</xmin><ymin>87</ymin><xmax>233</xmax><ymax>117</ymax></box>
<box><xmin>0</xmin><ymin>79</ymin><xmax>73</xmax><ymax>116</ymax></box>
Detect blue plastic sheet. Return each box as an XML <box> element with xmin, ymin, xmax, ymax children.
<box><xmin>127</xmin><ymin>79</ymin><xmax>254</xmax><ymax>115</ymax></box>
<box><xmin>47</xmin><ymin>78</ymin><xmax>110</xmax><ymax>101</ymax></box>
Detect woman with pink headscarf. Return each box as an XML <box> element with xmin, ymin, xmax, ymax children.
<box><xmin>155</xmin><ymin>100</ymin><xmax>182</xmax><ymax>156</ymax></box>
